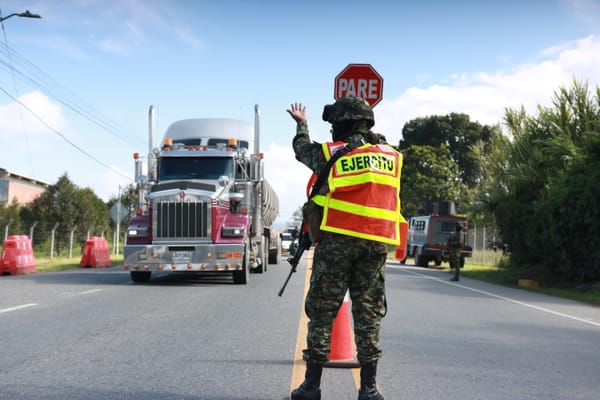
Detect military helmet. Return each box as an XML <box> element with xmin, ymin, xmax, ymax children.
<box><xmin>322</xmin><ymin>96</ymin><xmax>375</xmax><ymax>127</ymax></box>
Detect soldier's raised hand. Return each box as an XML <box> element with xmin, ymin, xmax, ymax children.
<box><xmin>286</xmin><ymin>102</ymin><xmax>307</xmax><ymax>124</ymax></box>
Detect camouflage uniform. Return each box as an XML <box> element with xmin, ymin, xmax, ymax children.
<box><xmin>448</xmin><ymin>224</ymin><xmax>464</xmax><ymax>281</ymax></box>
<box><xmin>289</xmin><ymin>97</ymin><xmax>391</xmax><ymax>400</ymax></box>
<box><xmin>293</xmin><ymin>122</ymin><xmax>388</xmax><ymax>364</ymax></box>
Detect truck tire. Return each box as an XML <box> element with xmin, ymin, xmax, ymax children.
<box><xmin>415</xmin><ymin>252</ymin><xmax>428</xmax><ymax>268</ymax></box>
<box><xmin>268</xmin><ymin>246</ymin><xmax>280</xmax><ymax>264</ymax></box>
<box><xmin>130</xmin><ymin>271</ymin><xmax>151</xmax><ymax>283</ymax></box>
<box><xmin>233</xmin><ymin>244</ymin><xmax>249</xmax><ymax>284</ymax></box>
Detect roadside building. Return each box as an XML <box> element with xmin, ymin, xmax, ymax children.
<box><xmin>0</xmin><ymin>168</ymin><xmax>49</xmax><ymax>205</ymax></box>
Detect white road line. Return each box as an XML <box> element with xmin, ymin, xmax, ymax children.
<box><xmin>77</xmin><ymin>289</ymin><xmax>102</xmax><ymax>296</ymax></box>
<box><xmin>0</xmin><ymin>303</ymin><xmax>38</xmax><ymax>314</ymax></box>
<box><xmin>396</xmin><ymin>266</ymin><xmax>600</xmax><ymax>328</ymax></box>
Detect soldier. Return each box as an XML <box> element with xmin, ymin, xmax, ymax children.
<box><xmin>286</xmin><ymin>97</ymin><xmax>404</xmax><ymax>400</ymax></box>
<box><xmin>448</xmin><ymin>222</ymin><xmax>464</xmax><ymax>282</ymax></box>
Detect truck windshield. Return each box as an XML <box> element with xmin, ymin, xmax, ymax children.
<box><xmin>159</xmin><ymin>157</ymin><xmax>234</xmax><ymax>180</ymax></box>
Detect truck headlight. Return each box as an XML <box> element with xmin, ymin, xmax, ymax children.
<box><xmin>128</xmin><ymin>227</ymin><xmax>149</xmax><ymax>237</ymax></box>
<box><xmin>221</xmin><ymin>226</ymin><xmax>244</xmax><ymax>238</ymax></box>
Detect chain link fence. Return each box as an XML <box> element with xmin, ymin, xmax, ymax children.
<box><xmin>466</xmin><ymin>225</ymin><xmax>507</xmax><ymax>266</ymax></box>
<box><xmin>2</xmin><ymin>220</ymin><xmax>125</xmax><ymax>259</ymax></box>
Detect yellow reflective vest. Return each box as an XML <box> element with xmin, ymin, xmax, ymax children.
<box><xmin>312</xmin><ymin>141</ymin><xmax>404</xmax><ymax>245</ymax></box>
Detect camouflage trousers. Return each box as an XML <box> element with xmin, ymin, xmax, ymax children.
<box><xmin>303</xmin><ymin>232</ymin><xmax>388</xmax><ymax>364</ymax></box>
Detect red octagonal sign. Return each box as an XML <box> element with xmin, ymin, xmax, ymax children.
<box><xmin>334</xmin><ymin>64</ymin><xmax>384</xmax><ymax>107</ymax></box>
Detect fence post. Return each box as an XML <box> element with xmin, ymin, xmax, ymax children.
<box><xmin>50</xmin><ymin>223</ymin><xmax>59</xmax><ymax>258</ymax></box>
<box><xmin>68</xmin><ymin>225</ymin><xmax>77</xmax><ymax>259</ymax></box>
<box><xmin>4</xmin><ymin>218</ymin><xmax>13</xmax><ymax>242</ymax></box>
<box><xmin>29</xmin><ymin>221</ymin><xmax>38</xmax><ymax>243</ymax></box>
<box><xmin>482</xmin><ymin>226</ymin><xmax>486</xmax><ymax>265</ymax></box>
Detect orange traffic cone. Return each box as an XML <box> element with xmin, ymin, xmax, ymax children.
<box><xmin>324</xmin><ymin>291</ymin><xmax>360</xmax><ymax>368</ymax></box>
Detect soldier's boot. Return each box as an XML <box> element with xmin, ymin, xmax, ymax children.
<box><xmin>450</xmin><ymin>269</ymin><xmax>459</xmax><ymax>282</ymax></box>
<box><xmin>358</xmin><ymin>363</ymin><xmax>384</xmax><ymax>400</ymax></box>
<box><xmin>291</xmin><ymin>362</ymin><xmax>322</xmax><ymax>400</ymax></box>
<box><xmin>450</xmin><ymin>264</ymin><xmax>459</xmax><ymax>281</ymax></box>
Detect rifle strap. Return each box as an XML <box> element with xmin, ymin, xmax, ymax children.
<box><xmin>309</xmin><ymin>139</ymin><xmax>363</xmax><ymax>199</ymax></box>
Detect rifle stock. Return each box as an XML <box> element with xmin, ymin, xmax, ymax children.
<box><xmin>278</xmin><ymin>232</ymin><xmax>312</xmax><ymax>297</ymax></box>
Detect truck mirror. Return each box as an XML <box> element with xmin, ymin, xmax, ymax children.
<box><xmin>218</xmin><ymin>175</ymin><xmax>230</xmax><ymax>187</ymax></box>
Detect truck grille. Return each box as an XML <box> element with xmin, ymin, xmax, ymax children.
<box><xmin>155</xmin><ymin>201</ymin><xmax>210</xmax><ymax>240</ymax></box>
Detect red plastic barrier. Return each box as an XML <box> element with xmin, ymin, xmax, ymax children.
<box><xmin>1</xmin><ymin>235</ymin><xmax>37</xmax><ymax>275</ymax></box>
<box><xmin>80</xmin><ymin>236</ymin><xmax>112</xmax><ymax>268</ymax></box>
<box><xmin>394</xmin><ymin>220</ymin><xmax>409</xmax><ymax>261</ymax></box>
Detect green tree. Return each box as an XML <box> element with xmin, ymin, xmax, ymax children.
<box><xmin>399</xmin><ymin>113</ymin><xmax>503</xmax><ymax>189</ymax></box>
<box><xmin>74</xmin><ymin>188</ymin><xmax>110</xmax><ymax>238</ymax></box>
<box><xmin>0</xmin><ymin>200</ymin><xmax>22</xmax><ymax>239</ymax></box>
<box><xmin>400</xmin><ymin>145</ymin><xmax>466</xmax><ymax>217</ymax></box>
<box><xmin>23</xmin><ymin>173</ymin><xmax>110</xmax><ymax>256</ymax></box>
<box><xmin>493</xmin><ymin>79</ymin><xmax>600</xmax><ymax>284</ymax></box>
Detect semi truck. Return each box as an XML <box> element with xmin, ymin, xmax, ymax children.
<box><xmin>123</xmin><ymin>105</ymin><xmax>280</xmax><ymax>284</ymax></box>
<box><xmin>400</xmin><ymin>213</ymin><xmax>472</xmax><ymax>268</ymax></box>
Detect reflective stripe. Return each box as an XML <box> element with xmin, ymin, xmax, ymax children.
<box><xmin>325</xmin><ymin>198</ymin><xmax>398</xmax><ymax>221</ymax></box>
<box><xmin>312</xmin><ymin>194</ymin><xmax>326</xmax><ymax>206</ymax></box>
<box><xmin>330</xmin><ymin>173</ymin><xmax>399</xmax><ymax>190</ymax></box>
<box><xmin>322</xmin><ymin>207</ymin><xmax>400</xmax><ymax>245</ymax></box>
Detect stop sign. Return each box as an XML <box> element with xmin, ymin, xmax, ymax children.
<box><xmin>334</xmin><ymin>64</ymin><xmax>384</xmax><ymax>107</ymax></box>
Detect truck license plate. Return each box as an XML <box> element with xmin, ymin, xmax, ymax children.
<box><xmin>172</xmin><ymin>251</ymin><xmax>192</xmax><ymax>263</ymax></box>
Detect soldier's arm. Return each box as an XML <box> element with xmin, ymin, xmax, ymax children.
<box><xmin>292</xmin><ymin>121</ymin><xmax>326</xmax><ymax>173</ymax></box>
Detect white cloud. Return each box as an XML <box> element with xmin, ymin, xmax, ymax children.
<box><xmin>262</xmin><ymin>143</ymin><xmax>312</xmax><ymax>227</ymax></box>
<box><xmin>375</xmin><ymin>35</ymin><xmax>600</xmax><ymax>144</ymax></box>
<box><xmin>0</xmin><ymin>91</ymin><xmax>67</xmax><ymax>138</ymax></box>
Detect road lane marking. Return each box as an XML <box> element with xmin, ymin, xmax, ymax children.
<box><xmin>77</xmin><ymin>289</ymin><xmax>102</xmax><ymax>296</ymax></box>
<box><xmin>0</xmin><ymin>303</ymin><xmax>38</xmax><ymax>314</ymax></box>
<box><xmin>290</xmin><ymin>252</ymin><xmax>312</xmax><ymax>393</ymax></box>
<box><xmin>398</xmin><ymin>266</ymin><xmax>600</xmax><ymax>328</ymax></box>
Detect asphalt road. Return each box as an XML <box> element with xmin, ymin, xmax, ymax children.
<box><xmin>1</xmin><ymin>254</ymin><xmax>599</xmax><ymax>400</ymax></box>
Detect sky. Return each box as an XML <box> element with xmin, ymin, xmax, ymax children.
<box><xmin>1</xmin><ymin>0</ymin><xmax>600</xmax><ymax>228</ymax></box>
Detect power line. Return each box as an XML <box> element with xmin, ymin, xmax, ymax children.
<box><xmin>1</xmin><ymin>13</ymin><xmax>35</xmax><ymax>175</ymax></box>
<box><xmin>0</xmin><ymin>84</ymin><xmax>132</xmax><ymax>182</ymax></box>
<box><xmin>0</xmin><ymin>41</ymin><xmax>138</xmax><ymax>148</ymax></box>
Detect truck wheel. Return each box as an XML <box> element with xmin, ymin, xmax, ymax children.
<box><xmin>233</xmin><ymin>245</ymin><xmax>249</xmax><ymax>284</ymax></box>
<box><xmin>130</xmin><ymin>271</ymin><xmax>151</xmax><ymax>283</ymax></box>
<box><xmin>268</xmin><ymin>247</ymin><xmax>280</xmax><ymax>264</ymax></box>
<box><xmin>460</xmin><ymin>256</ymin><xmax>465</xmax><ymax>268</ymax></box>
<box><xmin>415</xmin><ymin>253</ymin><xmax>428</xmax><ymax>268</ymax></box>
<box><xmin>233</xmin><ymin>266</ymin><xmax>248</xmax><ymax>284</ymax></box>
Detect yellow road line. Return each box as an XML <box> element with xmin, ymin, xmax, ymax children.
<box><xmin>290</xmin><ymin>250</ymin><xmax>312</xmax><ymax>392</ymax></box>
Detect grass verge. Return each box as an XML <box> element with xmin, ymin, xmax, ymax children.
<box><xmin>34</xmin><ymin>255</ymin><xmax>124</xmax><ymax>272</ymax></box>
<box><xmin>461</xmin><ymin>263</ymin><xmax>600</xmax><ymax>306</ymax></box>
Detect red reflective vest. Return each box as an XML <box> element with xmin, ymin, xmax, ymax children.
<box><xmin>312</xmin><ymin>141</ymin><xmax>404</xmax><ymax>245</ymax></box>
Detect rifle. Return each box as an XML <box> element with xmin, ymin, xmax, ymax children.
<box><xmin>278</xmin><ymin>228</ymin><xmax>311</xmax><ymax>297</ymax></box>
<box><xmin>277</xmin><ymin>141</ymin><xmax>363</xmax><ymax>297</ymax></box>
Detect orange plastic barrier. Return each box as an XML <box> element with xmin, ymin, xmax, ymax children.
<box><xmin>324</xmin><ymin>292</ymin><xmax>360</xmax><ymax>368</ymax></box>
<box><xmin>80</xmin><ymin>236</ymin><xmax>112</xmax><ymax>268</ymax></box>
<box><xmin>1</xmin><ymin>235</ymin><xmax>37</xmax><ymax>275</ymax></box>
<box><xmin>394</xmin><ymin>220</ymin><xmax>409</xmax><ymax>261</ymax></box>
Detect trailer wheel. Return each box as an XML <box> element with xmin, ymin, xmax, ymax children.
<box><xmin>130</xmin><ymin>271</ymin><xmax>151</xmax><ymax>283</ymax></box>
